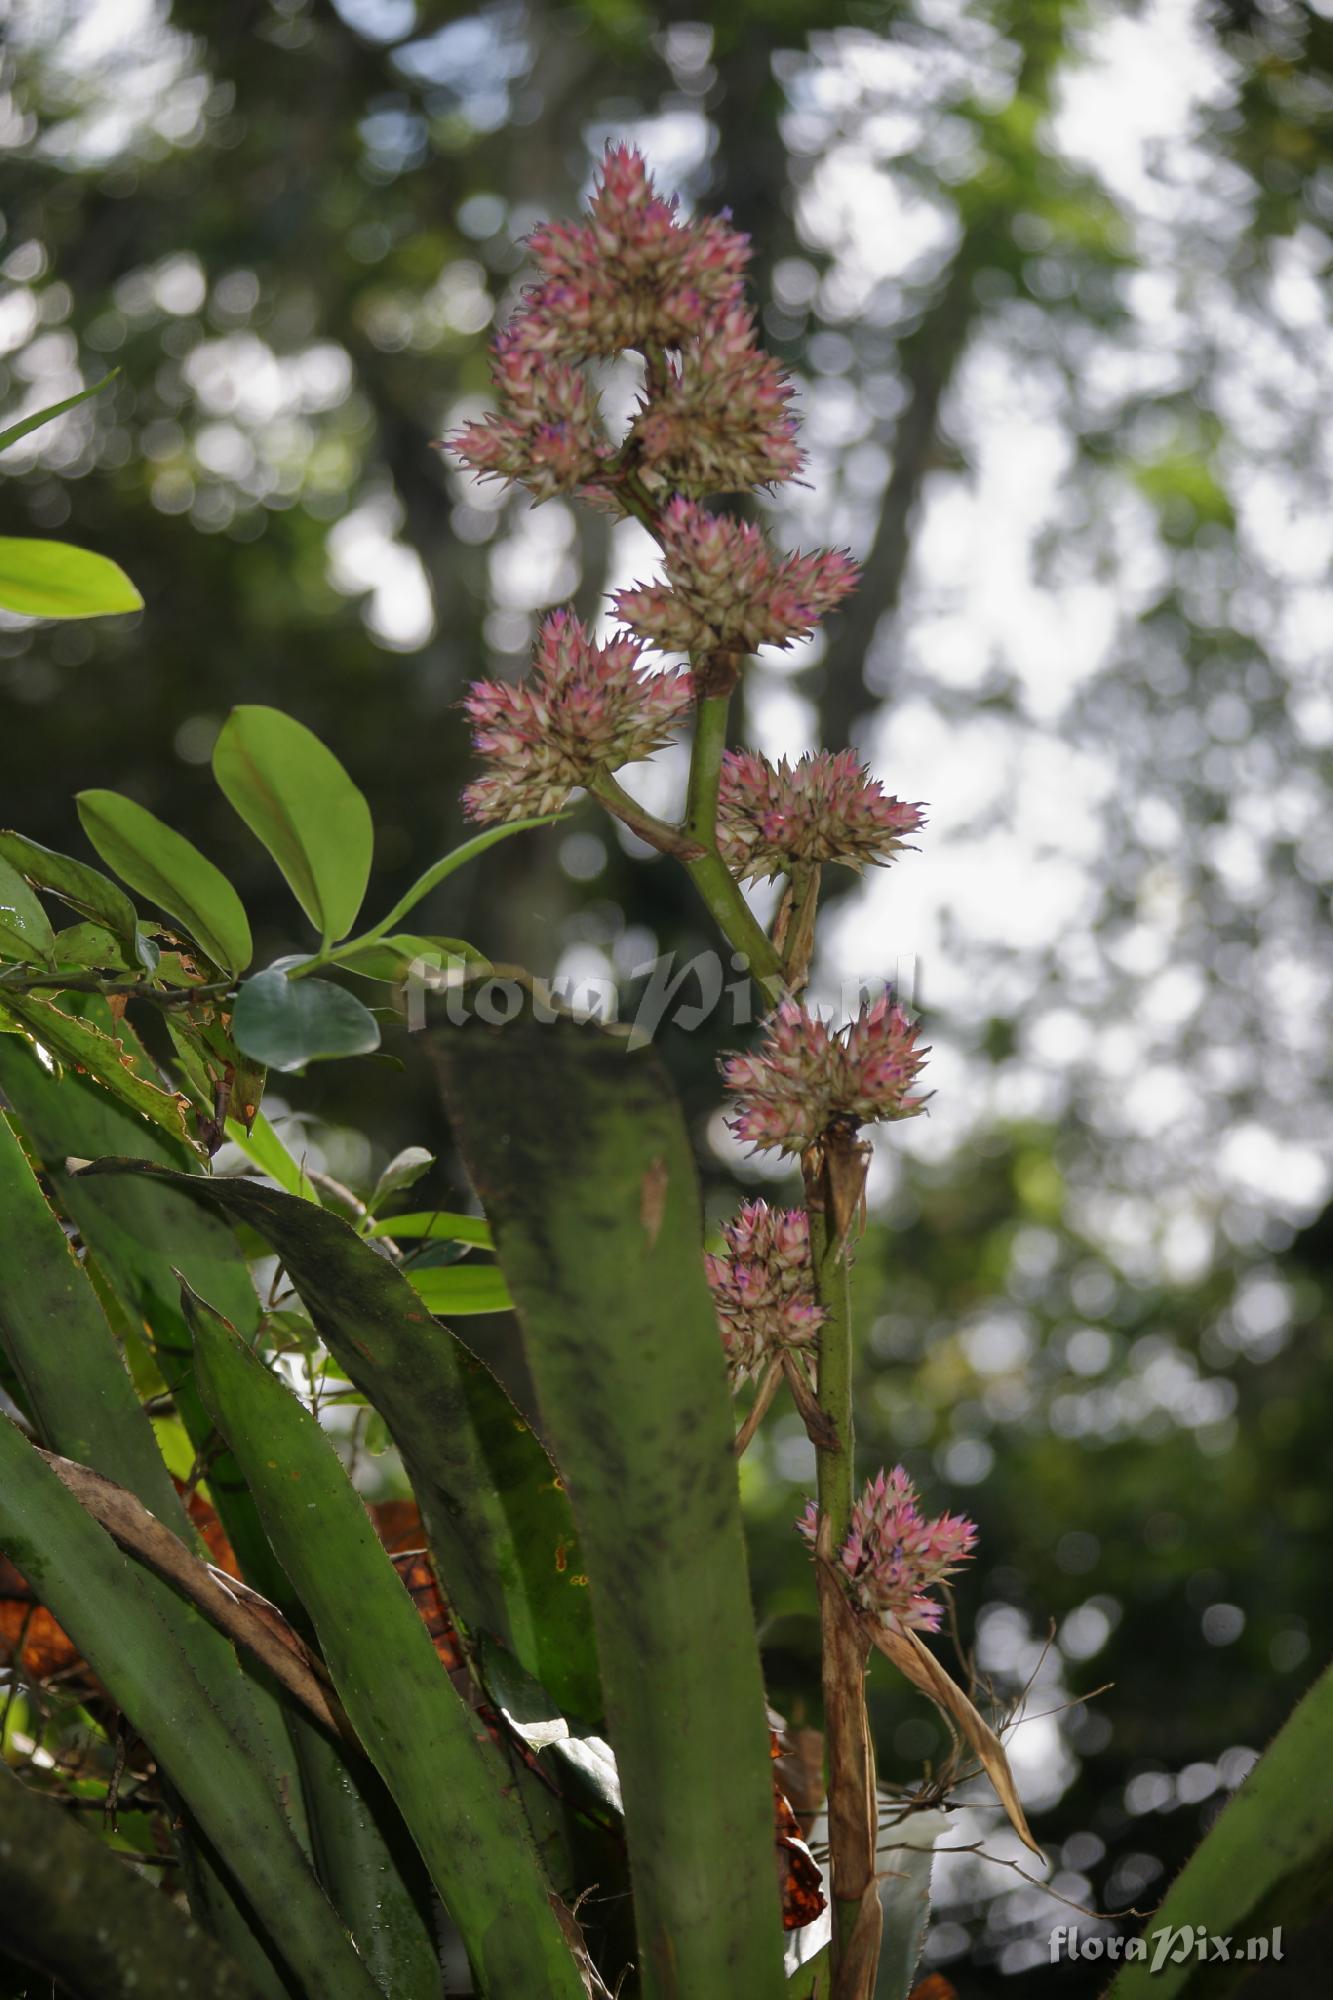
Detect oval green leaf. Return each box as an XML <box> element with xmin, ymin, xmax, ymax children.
<box><xmin>232</xmin><ymin>967</ymin><xmax>380</xmax><ymax>1072</ymax></box>
<box><xmin>213</xmin><ymin>706</ymin><xmax>373</xmax><ymax>946</ymax></box>
<box><xmin>75</xmin><ymin>791</ymin><xmax>252</xmax><ymax>975</ymax></box>
<box><xmin>0</xmin><ymin>537</ymin><xmax>142</xmax><ymax>619</ymax></box>
<box><xmin>0</xmin><ymin>830</ymin><xmax>141</xmax><ymax>956</ymax></box>
<box><xmin>0</xmin><ymin>857</ymin><xmax>56</xmax><ymax>965</ymax></box>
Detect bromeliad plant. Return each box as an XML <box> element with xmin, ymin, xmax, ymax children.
<box><xmin>2</xmin><ymin>145</ymin><xmax>1327</xmax><ymax>2000</ymax></box>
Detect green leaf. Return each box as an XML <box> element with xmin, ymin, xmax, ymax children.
<box><xmin>232</xmin><ymin>968</ymin><xmax>380</xmax><ymax>1072</ymax></box>
<box><xmin>480</xmin><ymin>1638</ymin><xmax>623</xmax><ymax>1824</ymax></box>
<box><xmin>0</xmin><ymin>1425</ymin><xmax>382</xmax><ymax>2000</ymax></box>
<box><xmin>369</xmin><ymin>1144</ymin><xmax>435</xmax><ymax>1209</ymax></box>
<box><xmin>0</xmin><ymin>992</ymin><xmax>195</xmax><ymax>1149</ymax></box>
<box><xmin>0</xmin><ymin>1039</ymin><xmax>421</xmax><ymax>1989</ymax></box>
<box><xmin>283</xmin><ymin>1718</ymin><xmax>442</xmax><ymax>2000</ymax></box>
<box><xmin>0</xmin><ymin>1029</ymin><xmax>289</xmax><ymax>1599</ymax></box>
<box><xmin>405</xmin><ymin>1262</ymin><xmax>512</xmax><ymax>1315</ymax></box>
<box><xmin>51</xmin><ymin>921</ymin><xmax>134</xmax><ymax>971</ymax></box>
<box><xmin>434</xmin><ymin>1007</ymin><xmax>788</xmax><ymax>1999</ymax></box>
<box><xmin>222</xmin><ymin>1107</ymin><xmax>319</xmax><ymax>1202</ymax></box>
<box><xmin>0</xmin><ymin>1106</ymin><xmax>191</xmax><ymax>1516</ymax></box>
<box><xmin>80</xmin><ymin>1159</ymin><xmax>601</xmax><ymax>1720</ymax></box>
<box><xmin>0</xmin><ymin>537</ymin><xmax>142</xmax><ymax>618</ymax></box>
<box><xmin>76</xmin><ymin>791</ymin><xmax>252</xmax><ymax>974</ymax></box>
<box><xmin>0</xmin><ymin>1759</ymin><xmax>268</xmax><ymax>2000</ymax></box>
<box><xmin>212</xmin><ymin>706</ymin><xmax>373</xmax><ymax>946</ymax></box>
<box><xmin>0</xmin><ymin>856</ymin><xmax>56</xmax><ymax>965</ymax></box>
<box><xmin>0</xmin><ymin>372</ymin><xmax>117</xmax><ymax>453</ymax></box>
<box><xmin>0</xmin><ymin>829</ymin><xmax>142</xmax><ymax>955</ymax></box>
<box><xmin>366</xmin><ymin>1207</ymin><xmax>494</xmax><ymax>1249</ymax></box>
<box><xmin>1108</xmin><ymin>1658</ymin><xmax>1333</xmax><ymax>1998</ymax></box>
<box><xmin>334</xmin><ymin>933</ymin><xmax>486</xmax><ymax>981</ymax></box>
<box><xmin>183</xmin><ymin>1280</ymin><xmax>593</xmax><ymax>2000</ymax></box>
<box><xmin>876</xmin><ymin>1811</ymin><xmax>946</xmax><ymax>1998</ymax></box>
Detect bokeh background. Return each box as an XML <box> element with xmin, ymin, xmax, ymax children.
<box><xmin>1</xmin><ymin>0</ymin><xmax>1331</xmax><ymax>1988</ymax></box>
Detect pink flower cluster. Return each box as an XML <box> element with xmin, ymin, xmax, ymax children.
<box><xmin>614</xmin><ymin>498</ymin><xmax>858</xmax><ymax>656</ymax></box>
<box><xmin>461</xmin><ymin>610</ymin><xmax>692</xmax><ymax>823</ymax></box>
<box><xmin>627</xmin><ymin>308</ymin><xmax>803</xmax><ymax>497</ymax></box>
<box><xmin>704</xmin><ymin>1201</ymin><xmax>825</xmax><ymax>1387</ymax></box>
<box><xmin>717</xmin><ymin>749</ymin><xmax>926</xmax><ymax>883</ymax></box>
<box><xmin>723</xmin><ymin>996</ymin><xmax>929</xmax><ymax>1155</ymax></box>
<box><xmin>516</xmin><ymin>143</ymin><xmax>751</xmax><ymax>361</ymax></box>
<box><xmin>449</xmin><ymin>146</ymin><xmax>805</xmax><ymax>506</ymax></box>
<box><xmin>799</xmin><ymin>1467</ymin><xmax>977</xmax><ymax>1632</ymax></box>
<box><xmin>448</xmin><ymin>333</ymin><xmax>611</xmax><ymax>504</ymax></box>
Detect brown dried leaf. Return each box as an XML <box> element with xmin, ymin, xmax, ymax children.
<box><xmin>869</xmin><ymin>1619</ymin><xmax>1040</xmax><ymax>1855</ymax></box>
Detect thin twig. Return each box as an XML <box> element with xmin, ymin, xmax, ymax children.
<box><xmin>0</xmin><ymin>975</ymin><xmax>232</xmax><ymax>1008</ymax></box>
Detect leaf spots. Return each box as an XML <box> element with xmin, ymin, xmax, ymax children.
<box><xmin>639</xmin><ymin>1153</ymin><xmax>669</xmax><ymax>1247</ymax></box>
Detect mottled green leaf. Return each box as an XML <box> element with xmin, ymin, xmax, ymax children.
<box><xmin>434</xmin><ymin>1009</ymin><xmax>787</xmax><ymax>1999</ymax></box>
<box><xmin>1109</xmin><ymin>1659</ymin><xmax>1333</xmax><ymax>1998</ymax></box>
<box><xmin>0</xmin><ymin>991</ymin><xmax>195</xmax><ymax>1149</ymax></box>
<box><xmin>0</xmin><ymin>1030</ymin><xmax>279</xmax><ymax>1592</ymax></box>
<box><xmin>79</xmin><ymin>1158</ymin><xmax>600</xmax><ymax>1719</ymax></box>
<box><xmin>0</xmin><ymin>1424</ymin><xmax>381</xmax><ymax>2000</ymax></box>
<box><xmin>0</xmin><ymin>1759</ymin><xmax>266</xmax><ymax>2000</ymax></box>
<box><xmin>184</xmin><ymin>1282</ymin><xmax>592</xmax><ymax>2000</ymax></box>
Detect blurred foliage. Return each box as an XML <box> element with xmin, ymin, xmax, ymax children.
<box><xmin>1</xmin><ymin>0</ymin><xmax>1331</xmax><ymax>1988</ymax></box>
